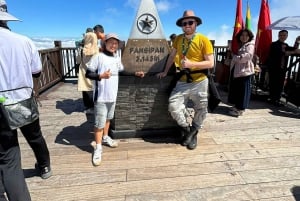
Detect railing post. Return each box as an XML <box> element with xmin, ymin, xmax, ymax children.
<box><xmin>54</xmin><ymin>40</ymin><xmax>62</xmax><ymax>48</ymax></box>
<box><xmin>54</xmin><ymin>41</ymin><xmax>64</xmax><ymax>81</ymax></box>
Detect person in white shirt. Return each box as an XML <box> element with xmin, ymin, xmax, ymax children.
<box><xmin>0</xmin><ymin>1</ymin><xmax>32</xmax><ymax>200</ymax></box>
<box><xmin>86</xmin><ymin>33</ymin><xmax>144</xmax><ymax>166</ymax></box>
<box><xmin>1</xmin><ymin>1</ymin><xmax>53</xmax><ymax>199</ymax></box>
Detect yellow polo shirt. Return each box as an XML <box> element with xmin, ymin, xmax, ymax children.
<box><xmin>173</xmin><ymin>33</ymin><xmax>214</xmax><ymax>82</ymax></box>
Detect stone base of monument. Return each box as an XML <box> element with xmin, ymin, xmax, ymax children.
<box><xmin>110</xmin><ymin>75</ymin><xmax>181</xmax><ymax>139</ymax></box>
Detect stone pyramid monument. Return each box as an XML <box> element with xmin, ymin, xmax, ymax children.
<box><xmin>121</xmin><ymin>0</ymin><xmax>170</xmax><ymax>73</ymax></box>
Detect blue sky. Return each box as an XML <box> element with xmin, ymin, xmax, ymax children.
<box><xmin>6</xmin><ymin>0</ymin><xmax>300</xmax><ymax>48</ymax></box>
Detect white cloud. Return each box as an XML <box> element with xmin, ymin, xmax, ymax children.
<box><xmin>156</xmin><ymin>0</ymin><xmax>172</xmax><ymax>12</ymax></box>
<box><xmin>207</xmin><ymin>24</ymin><xmax>232</xmax><ymax>46</ymax></box>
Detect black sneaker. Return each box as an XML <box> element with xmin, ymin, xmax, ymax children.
<box><xmin>35</xmin><ymin>163</ymin><xmax>52</xmax><ymax>179</ymax></box>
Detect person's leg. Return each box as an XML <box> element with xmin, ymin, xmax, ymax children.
<box><xmin>87</xmin><ymin>91</ymin><xmax>94</xmax><ymax>109</ymax></box>
<box><xmin>0</xmin><ymin>129</ymin><xmax>31</xmax><ymax>201</ymax></box>
<box><xmin>190</xmin><ymin>78</ymin><xmax>209</xmax><ymax>129</ymax></box>
<box><xmin>168</xmin><ymin>82</ymin><xmax>190</xmax><ymax>128</ymax></box>
<box><xmin>268</xmin><ymin>69</ymin><xmax>280</xmax><ymax>102</ymax></box>
<box><xmin>235</xmin><ymin>76</ymin><xmax>251</xmax><ymax>111</ymax></box>
<box><xmin>102</xmin><ymin>102</ymin><xmax>118</xmax><ymax>148</ymax></box>
<box><xmin>228</xmin><ymin>70</ymin><xmax>238</xmax><ymax>105</ymax></box>
<box><xmin>82</xmin><ymin>91</ymin><xmax>90</xmax><ymax>109</ymax></box>
<box><xmin>168</xmin><ymin>82</ymin><xmax>195</xmax><ymax>146</ymax></box>
<box><xmin>82</xmin><ymin>91</ymin><xmax>94</xmax><ymax>109</ymax></box>
<box><xmin>0</xmin><ymin>182</ymin><xmax>6</xmax><ymax>201</ymax></box>
<box><xmin>93</xmin><ymin>102</ymin><xmax>107</xmax><ymax>166</ymax></box>
<box><xmin>188</xmin><ymin>79</ymin><xmax>209</xmax><ymax>149</ymax></box>
<box><xmin>275</xmin><ymin>70</ymin><xmax>286</xmax><ymax>102</ymax></box>
<box><xmin>19</xmin><ymin>119</ymin><xmax>51</xmax><ymax>179</ymax></box>
<box><xmin>241</xmin><ymin>76</ymin><xmax>252</xmax><ymax>110</ymax></box>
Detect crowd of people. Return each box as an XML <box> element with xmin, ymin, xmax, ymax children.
<box><xmin>1</xmin><ymin>0</ymin><xmax>300</xmax><ymax>199</ymax></box>
<box><xmin>222</xmin><ymin>29</ymin><xmax>300</xmax><ymax>115</ymax></box>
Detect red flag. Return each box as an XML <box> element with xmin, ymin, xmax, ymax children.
<box><xmin>231</xmin><ymin>0</ymin><xmax>244</xmax><ymax>54</ymax></box>
<box><xmin>255</xmin><ymin>0</ymin><xmax>272</xmax><ymax>64</ymax></box>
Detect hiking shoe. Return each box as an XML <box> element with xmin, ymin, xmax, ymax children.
<box><xmin>35</xmin><ymin>163</ymin><xmax>52</xmax><ymax>179</ymax></box>
<box><xmin>102</xmin><ymin>136</ymin><xmax>118</xmax><ymax>148</ymax></box>
<box><xmin>92</xmin><ymin>149</ymin><xmax>102</xmax><ymax>166</ymax></box>
<box><xmin>187</xmin><ymin>135</ymin><xmax>198</xmax><ymax>150</ymax></box>
<box><xmin>228</xmin><ymin>108</ymin><xmax>244</xmax><ymax>117</ymax></box>
<box><xmin>182</xmin><ymin>126</ymin><xmax>198</xmax><ymax>146</ymax></box>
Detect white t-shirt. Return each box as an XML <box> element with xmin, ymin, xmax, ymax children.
<box><xmin>0</xmin><ymin>27</ymin><xmax>42</xmax><ymax>102</ymax></box>
<box><xmin>87</xmin><ymin>52</ymin><xmax>124</xmax><ymax>102</ymax></box>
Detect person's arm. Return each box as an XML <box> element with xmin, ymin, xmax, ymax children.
<box><xmin>85</xmin><ymin>69</ymin><xmax>101</xmax><ymax>81</ymax></box>
<box><xmin>119</xmin><ymin>71</ymin><xmax>144</xmax><ymax>77</ymax></box>
<box><xmin>232</xmin><ymin>43</ymin><xmax>254</xmax><ymax>64</ymax></box>
<box><xmin>157</xmin><ymin>49</ymin><xmax>177</xmax><ymax>78</ymax></box>
<box><xmin>182</xmin><ymin>54</ymin><xmax>215</xmax><ymax>70</ymax></box>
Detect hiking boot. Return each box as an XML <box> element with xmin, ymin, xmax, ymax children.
<box><xmin>180</xmin><ymin>126</ymin><xmax>190</xmax><ymax>146</ymax></box>
<box><xmin>102</xmin><ymin>135</ymin><xmax>118</xmax><ymax>148</ymax></box>
<box><xmin>187</xmin><ymin>135</ymin><xmax>197</xmax><ymax>150</ymax></box>
<box><xmin>182</xmin><ymin>126</ymin><xmax>198</xmax><ymax>146</ymax></box>
<box><xmin>35</xmin><ymin>163</ymin><xmax>52</xmax><ymax>179</ymax></box>
<box><xmin>92</xmin><ymin>149</ymin><xmax>102</xmax><ymax>166</ymax></box>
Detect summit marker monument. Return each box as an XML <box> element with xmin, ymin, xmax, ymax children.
<box><xmin>111</xmin><ymin>0</ymin><xmax>178</xmax><ymax>138</ymax></box>
<box><xmin>121</xmin><ymin>0</ymin><xmax>170</xmax><ymax>73</ymax></box>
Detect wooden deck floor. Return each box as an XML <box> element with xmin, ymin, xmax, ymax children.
<box><xmin>19</xmin><ymin>82</ymin><xmax>300</xmax><ymax>201</ymax></box>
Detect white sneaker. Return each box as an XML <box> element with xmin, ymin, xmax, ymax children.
<box><xmin>92</xmin><ymin>149</ymin><xmax>102</xmax><ymax>166</ymax></box>
<box><xmin>102</xmin><ymin>136</ymin><xmax>118</xmax><ymax>148</ymax></box>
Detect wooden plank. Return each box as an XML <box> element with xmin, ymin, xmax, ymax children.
<box><xmin>29</xmin><ymin>172</ymin><xmax>245</xmax><ymax>201</ymax></box>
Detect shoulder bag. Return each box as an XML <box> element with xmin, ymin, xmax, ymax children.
<box><xmin>0</xmin><ymin>87</ymin><xmax>39</xmax><ymax>130</ymax></box>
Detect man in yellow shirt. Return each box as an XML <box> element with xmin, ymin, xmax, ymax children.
<box><xmin>157</xmin><ymin>10</ymin><xmax>214</xmax><ymax>150</ymax></box>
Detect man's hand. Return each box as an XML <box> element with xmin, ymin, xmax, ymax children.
<box><xmin>135</xmin><ymin>71</ymin><xmax>145</xmax><ymax>78</ymax></box>
<box><xmin>156</xmin><ymin>71</ymin><xmax>167</xmax><ymax>79</ymax></box>
<box><xmin>180</xmin><ymin>57</ymin><xmax>193</xmax><ymax>69</ymax></box>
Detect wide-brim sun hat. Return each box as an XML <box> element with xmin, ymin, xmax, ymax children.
<box><xmin>0</xmin><ymin>0</ymin><xmax>20</xmax><ymax>21</ymax></box>
<box><xmin>176</xmin><ymin>10</ymin><xmax>202</xmax><ymax>27</ymax></box>
<box><xmin>105</xmin><ymin>33</ymin><xmax>120</xmax><ymax>41</ymax></box>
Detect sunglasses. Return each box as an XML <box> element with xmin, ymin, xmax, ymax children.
<box><xmin>182</xmin><ymin>20</ymin><xmax>195</xmax><ymax>27</ymax></box>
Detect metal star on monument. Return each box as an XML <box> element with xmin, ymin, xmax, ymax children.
<box><xmin>141</xmin><ymin>15</ymin><xmax>153</xmax><ymax>30</ymax></box>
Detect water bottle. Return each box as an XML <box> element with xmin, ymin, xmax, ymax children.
<box><xmin>0</xmin><ymin>96</ymin><xmax>6</xmax><ymax>103</ymax></box>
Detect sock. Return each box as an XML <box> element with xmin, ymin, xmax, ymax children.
<box><xmin>96</xmin><ymin>144</ymin><xmax>102</xmax><ymax>151</ymax></box>
<box><xmin>103</xmin><ymin>135</ymin><xmax>108</xmax><ymax>140</ymax></box>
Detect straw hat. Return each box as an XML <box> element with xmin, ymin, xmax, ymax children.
<box><xmin>176</xmin><ymin>10</ymin><xmax>202</xmax><ymax>27</ymax></box>
<box><xmin>0</xmin><ymin>0</ymin><xmax>20</xmax><ymax>21</ymax></box>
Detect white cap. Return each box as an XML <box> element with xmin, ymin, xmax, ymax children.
<box><xmin>0</xmin><ymin>0</ymin><xmax>20</xmax><ymax>21</ymax></box>
<box><xmin>105</xmin><ymin>33</ymin><xmax>120</xmax><ymax>41</ymax></box>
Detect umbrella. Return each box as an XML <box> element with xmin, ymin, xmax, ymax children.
<box><xmin>268</xmin><ymin>16</ymin><xmax>300</xmax><ymax>30</ymax></box>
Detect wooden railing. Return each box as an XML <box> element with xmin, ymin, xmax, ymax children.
<box><xmin>35</xmin><ymin>42</ymin><xmax>300</xmax><ymax>99</ymax></box>
<box><xmin>35</xmin><ymin>43</ymin><xmax>80</xmax><ymax>95</ymax></box>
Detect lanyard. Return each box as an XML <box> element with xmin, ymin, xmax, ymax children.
<box><xmin>181</xmin><ymin>34</ymin><xmax>195</xmax><ymax>58</ymax></box>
